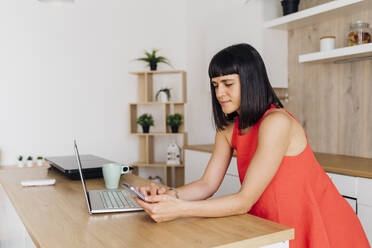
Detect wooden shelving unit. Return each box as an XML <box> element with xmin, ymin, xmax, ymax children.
<box><xmin>264</xmin><ymin>0</ymin><xmax>370</xmax><ymax>30</ymax></box>
<box><xmin>129</xmin><ymin>70</ymin><xmax>187</xmax><ymax>186</ymax></box>
<box><xmin>299</xmin><ymin>43</ymin><xmax>372</xmax><ymax>63</ymax></box>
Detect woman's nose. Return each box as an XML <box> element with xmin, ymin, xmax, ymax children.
<box><xmin>216</xmin><ymin>85</ymin><xmax>227</xmax><ymax>97</ymax></box>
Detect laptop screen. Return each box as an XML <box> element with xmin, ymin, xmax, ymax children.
<box><xmin>73</xmin><ymin>140</ymin><xmax>92</xmax><ymax>213</ymax></box>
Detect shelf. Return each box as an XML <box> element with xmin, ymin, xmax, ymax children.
<box><xmin>131</xmin><ymin>132</ymin><xmax>186</xmax><ymax>136</ymax></box>
<box><xmin>131</xmin><ymin>162</ymin><xmax>184</xmax><ymax>168</ymax></box>
<box><xmin>264</xmin><ymin>0</ymin><xmax>370</xmax><ymax>30</ymax></box>
<box><xmin>129</xmin><ymin>70</ymin><xmax>185</xmax><ymax>75</ymax></box>
<box><xmin>130</xmin><ymin>101</ymin><xmax>185</xmax><ymax>105</ymax></box>
<box><xmin>298</xmin><ymin>43</ymin><xmax>372</xmax><ymax>63</ymax></box>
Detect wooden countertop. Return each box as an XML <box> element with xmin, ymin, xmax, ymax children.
<box><xmin>0</xmin><ymin>166</ymin><xmax>293</xmax><ymax>248</ymax></box>
<box><xmin>184</xmin><ymin>144</ymin><xmax>372</xmax><ymax>179</ymax></box>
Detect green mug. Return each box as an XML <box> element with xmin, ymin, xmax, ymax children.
<box><xmin>102</xmin><ymin>163</ymin><xmax>130</xmax><ymax>189</ymax></box>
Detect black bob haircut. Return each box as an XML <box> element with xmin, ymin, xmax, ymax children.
<box><xmin>208</xmin><ymin>43</ymin><xmax>283</xmax><ymax>131</ymax></box>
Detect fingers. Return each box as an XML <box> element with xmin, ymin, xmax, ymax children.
<box><xmin>146</xmin><ymin>194</ymin><xmax>168</xmax><ymax>203</ymax></box>
<box><xmin>138</xmin><ymin>185</ymin><xmax>151</xmax><ymax>196</ymax></box>
<box><xmin>158</xmin><ymin>187</ymin><xmax>167</xmax><ymax>194</ymax></box>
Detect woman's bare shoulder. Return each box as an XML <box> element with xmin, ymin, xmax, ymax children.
<box><xmin>217</xmin><ymin>122</ymin><xmax>235</xmax><ymax>147</ymax></box>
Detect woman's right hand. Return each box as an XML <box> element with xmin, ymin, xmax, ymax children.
<box><xmin>137</xmin><ymin>183</ymin><xmax>168</xmax><ymax>197</ymax></box>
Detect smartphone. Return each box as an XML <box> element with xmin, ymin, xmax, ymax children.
<box><xmin>121</xmin><ymin>182</ymin><xmax>147</xmax><ymax>202</ymax></box>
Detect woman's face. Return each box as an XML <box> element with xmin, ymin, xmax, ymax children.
<box><xmin>211</xmin><ymin>74</ymin><xmax>241</xmax><ymax>114</ymax></box>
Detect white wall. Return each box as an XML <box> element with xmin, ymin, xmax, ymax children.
<box><xmin>0</xmin><ymin>0</ymin><xmax>187</xmax><ymax>165</ymax></box>
<box><xmin>0</xmin><ymin>0</ymin><xmax>285</xmax><ymax>172</ymax></box>
<box><xmin>185</xmin><ymin>0</ymin><xmax>287</xmax><ymax>145</ymax></box>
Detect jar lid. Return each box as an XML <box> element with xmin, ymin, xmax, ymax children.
<box><xmin>320</xmin><ymin>35</ymin><xmax>336</xmax><ymax>39</ymax></box>
<box><xmin>351</xmin><ymin>20</ymin><xmax>370</xmax><ymax>29</ymax></box>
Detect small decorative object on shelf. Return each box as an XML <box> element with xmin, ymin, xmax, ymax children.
<box><xmin>37</xmin><ymin>156</ymin><xmax>44</xmax><ymax>166</ymax></box>
<box><xmin>134</xmin><ymin>49</ymin><xmax>171</xmax><ymax>71</ymax></box>
<box><xmin>155</xmin><ymin>87</ymin><xmax>171</xmax><ymax>102</ymax></box>
<box><xmin>26</xmin><ymin>156</ymin><xmax>33</xmax><ymax>167</ymax></box>
<box><xmin>167</xmin><ymin>140</ymin><xmax>181</xmax><ymax>165</ymax></box>
<box><xmin>320</xmin><ymin>35</ymin><xmax>336</xmax><ymax>51</ymax></box>
<box><xmin>167</xmin><ymin>113</ymin><xmax>183</xmax><ymax>133</ymax></box>
<box><xmin>348</xmin><ymin>21</ymin><xmax>371</xmax><ymax>46</ymax></box>
<box><xmin>17</xmin><ymin>155</ymin><xmax>24</xmax><ymax>168</ymax></box>
<box><xmin>281</xmin><ymin>0</ymin><xmax>300</xmax><ymax>16</ymax></box>
<box><xmin>148</xmin><ymin>175</ymin><xmax>163</xmax><ymax>184</ymax></box>
<box><xmin>137</xmin><ymin>113</ymin><xmax>154</xmax><ymax>133</ymax></box>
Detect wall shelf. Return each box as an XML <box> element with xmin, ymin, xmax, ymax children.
<box><xmin>298</xmin><ymin>43</ymin><xmax>372</xmax><ymax>63</ymax></box>
<box><xmin>264</xmin><ymin>0</ymin><xmax>369</xmax><ymax>30</ymax></box>
<box><xmin>129</xmin><ymin>70</ymin><xmax>187</xmax><ymax>187</ymax></box>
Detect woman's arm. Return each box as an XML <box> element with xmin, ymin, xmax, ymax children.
<box><xmin>139</xmin><ymin>128</ymin><xmax>234</xmax><ymax>201</ymax></box>
<box><xmin>136</xmin><ymin>111</ymin><xmax>293</xmax><ymax>222</ymax></box>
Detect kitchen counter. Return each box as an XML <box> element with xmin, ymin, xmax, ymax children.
<box><xmin>0</xmin><ymin>166</ymin><xmax>294</xmax><ymax>248</ymax></box>
<box><xmin>184</xmin><ymin>144</ymin><xmax>372</xmax><ymax>179</ymax></box>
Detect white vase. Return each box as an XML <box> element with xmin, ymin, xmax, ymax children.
<box><xmin>17</xmin><ymin>161</ymin><xmax>24</xmax><ymax>168</ymax></box>
<box><xmin>27</xmin><ymin>160</ymin><xmax>33</xmax><ymax>167</ymax></box>
<box><xmin>37</xmin><ymin>159</ymin><xmax>43</xmax><ymax>166</ymax></box>
<box><xmin>158</xmin><ymin>91</ymin><xmax>168</xmax><ymax>102</ymax></box>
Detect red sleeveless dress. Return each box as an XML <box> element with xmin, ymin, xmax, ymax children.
<box><xmin>231</xmin><ymin>105</ymin><xmax>370</xmax><ymax>248</ymax></box>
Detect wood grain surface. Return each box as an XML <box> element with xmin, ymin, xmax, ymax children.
<box><xmin>0</xmin><ymin>166</ymin><xmax>293</xmax><ymax>248</ymax></box>
<box><xmin>287</xmin><ymin>0</ymin><xmax>372</xmax><ymax>158</ymax></box>
<box><xmin>184</xmin><ymin>144</ymin><xmax>372</xmax><ymax>179</ymax></box>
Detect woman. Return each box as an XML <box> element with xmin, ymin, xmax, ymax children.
<box><xmin>135</xmin><ymin>44</ymin><xmax>370</xmax><ymax>247</ymax></box>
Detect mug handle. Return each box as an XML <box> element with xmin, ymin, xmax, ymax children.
<box><xmin>121</xmin><ymin>165</ymin><xmax>131</xmax><ymax>175</ymax></box>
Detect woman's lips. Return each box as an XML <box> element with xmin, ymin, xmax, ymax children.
<box><xmin>220</xmin><ymin>100</ymin><xmax>230</xmax><ymax>105</ymax></box>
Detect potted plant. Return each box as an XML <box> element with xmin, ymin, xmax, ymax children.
<box><xmin>17</xmin><ymin>155</ymin><xmax>24</xmax><ymax>168</ymax></box>
<box><xmin>281</xmin><ymin>0</ymin><xmax>300</xmax><ymax>16</ymax></box>
<box><xmin>135</xmin><ymin>49</ymin><xmax>171</xmax><ymax>71</ymax></box>
<box><xmin>137</xmin><ymin>113</ymin><xmax>154</xmax><ymax>133</ymax></box>
<box><xmin>166</xmin><ymin>113</ymin><xmax>183</xmax><ymax>133</ymax></box>
<box><xmin>37</xmin><ymin>156</ymin><xmax>44</xmax><ymax>166</ymax></box>
<box><xmin>26</xmin><ymin>156</ymin><xmax>33</xmax><ymax>167</ymax></box>
<box><xmin>155</xmin><ymin>87</ymin><xmax>171</xmax><ymax>102</ymax></box>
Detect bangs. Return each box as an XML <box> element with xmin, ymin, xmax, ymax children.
<box><xmin>208</xmin><ymin>51</ymin><xmax>239</xmax><ymax>79</ymax></box>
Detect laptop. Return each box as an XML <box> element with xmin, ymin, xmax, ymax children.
<box><xmin>46</xmin><ymin>154</ymin><xmax>113</xmax><ymax>180</ymax></box>
<box><xmin>74</xmin><ymin>140</ymin><xmax>143</xmax><ymax>214</ymax></box>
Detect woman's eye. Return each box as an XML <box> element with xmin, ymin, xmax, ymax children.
<box><xmin>225</xmin><ymin>84</ymin><xmax>232</xmax><ymax>87</ymax></box>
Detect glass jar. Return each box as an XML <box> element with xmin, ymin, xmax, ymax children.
<box><xmin>348</xmin><ymin>20</ymin><xmax>371</xmax><ymax>46</ymax></box>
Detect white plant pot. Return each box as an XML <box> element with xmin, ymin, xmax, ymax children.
<box><xmin>37</xmin><ymin>159</ymin><xmax>43</xmax><ymax>166</ymax></box>
<box><xmin>158</xmin><ymin>91</ymin><xmax>168</xmax><ymax>102</ymax></box>
<box><xmin>27</xmin><ymin>160</ymin><xmax>33</xmax><ymax>167</ymax></box>
<box><xmin>17</xmin><ymin>161</ymin><xmax>24</xmax><ymax>168</ymax></box>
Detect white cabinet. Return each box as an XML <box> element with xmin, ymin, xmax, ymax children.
<box><xmin>0</xmin><ymin>184</ymin><xmax>36</xmax><ymax>248</ymax></box>
<box><xmin>344</xmin><ymin>197</ymin><xmax>357</xmax><ymax>213</ymax></box>
<box><xmin>184</xmin><ymin>150</ymin><xmax>209</xmax><ymax>184</ymax></box>
<box><xmin>214</xmin><ymin>157</ymin><xmax>241</xmax><ymax>198</ymax></box>
<box><xmin>358</xmin><ymin>204</ymin><xmax>372</xmax><ymax>244</ymax></box>
<box><xmin>326</xmin><ymin>172</ymin><xmax>357</xmax><ymax>198</ymax></box>
<box><xmin>357</xmin><ymin>177</ymin><xmax>372</xmax><ymax>244</ymax></box>
<box><xmin>185</xmin><ymin>150</ymin><xmax>241</xmax><ymax>198</ymax></box>
<box><xmin>326</xmin><ymin>172</ymin><xmax>372</xmax><ymax>244</ymax></box>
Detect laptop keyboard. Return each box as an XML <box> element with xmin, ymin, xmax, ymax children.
<box><xmin>99</xmin><ymin>191</ymin><xmax>139</xmax><ymax>209</ymax></box>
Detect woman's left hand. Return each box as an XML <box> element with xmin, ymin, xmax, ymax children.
<box><xmin>135</xmin><ymin>194</ymin><xmax>187</xmax><ymax>223</ymax></box>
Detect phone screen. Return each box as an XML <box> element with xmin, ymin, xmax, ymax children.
<box><xmin>121</xmin><ymin>182</ymin><xmax>147</xmax><ymax>202</ymax></box>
